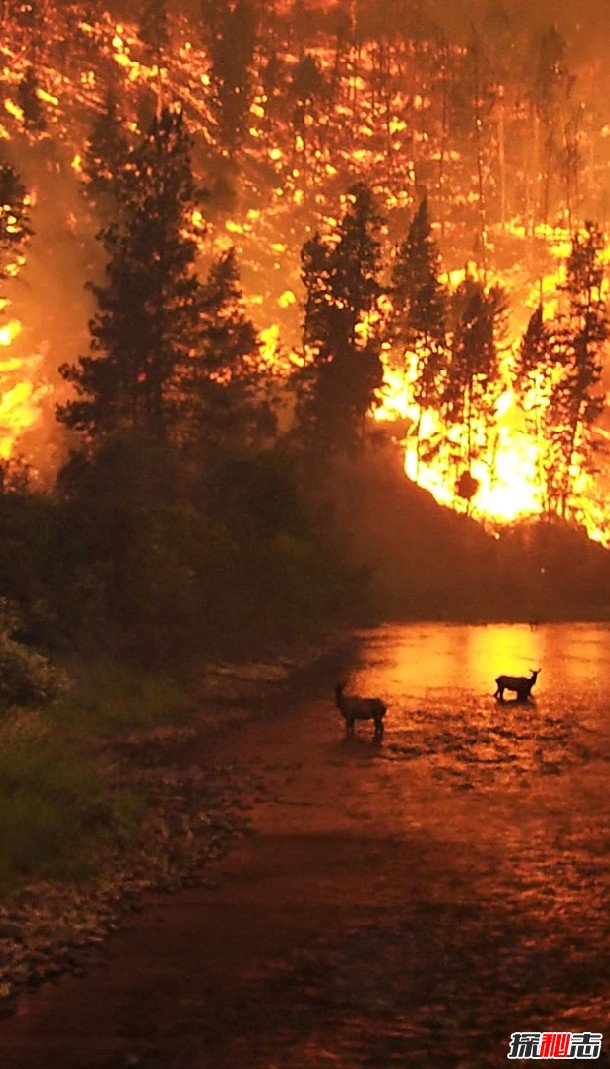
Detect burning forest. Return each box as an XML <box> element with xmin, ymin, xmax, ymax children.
<box><xmin>0</xmin><ymin>1</ymin><xmax>607</xmax><ymax>531</ymax></box>
<box><xmin>0</xmin><ymin>5</ymin><xmax>610</xmax><ymax>1062</ymax></box>
<box><xmin>0</xmin><ymin>0</ymin><xmax>606</xmax><ymax>648</ymax></box>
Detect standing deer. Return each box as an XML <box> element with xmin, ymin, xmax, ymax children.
<box><xmin>494</xmin><ymin>668</ymin><xmax>540</xmax><ymax>703</ymax></box>
<box><xmin>335</xmin><ymin>682</ymin><xmax>387</xmax><ymax>739</ymax></box>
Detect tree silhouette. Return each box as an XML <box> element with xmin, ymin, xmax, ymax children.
<box><xmin>298</xmin><ymin>183</ymin><xmax>384</xmax><ymax>454</ymax></box>
<box><xmin>547</xmin><ymin>222</ymin><xmax>608</xmax><ymax>515</ymax></box>
<box><xmin>180</xmin><ymin>246</ymin><xmax>275</xmax><ymax>458</ymax></box>
<box><xmin>0</xmin><ymin>162</ymin><xmax>31</xmax><ymax>284</ymax></box>
<box><xmin>59</xmin><ymin>108</ymin><xmax>205</xmax><ymax>442</ymax></box>
<box><xmin>205</xmin><ymin>0</ymin><xmax>258</xmax><ymax>154</ymax></box>
<box><xmin>391</xmin><ymin>198</ymin><xmax>447</xmax><ymax>473</ymax></box>
<box><xmin>82</xmin><ymin>91</ymin><xmax>129</xmax><ymax>215</ymax></box>
<box><xmin>442</xmin><ymin>274</ymin><xmax>508</xmax><ymax>504</ymax></box>
<box><xmin>139</xmin><ymin>0</ymin><xmax>170</xmax><ymax>61</ymax></box>
<box><xmin>17</xmin><ymin>66</ymin><xmax>46</xmax><ymax>131</ymax></box>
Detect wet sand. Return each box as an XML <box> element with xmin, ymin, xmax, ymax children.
<box><xmin>0</xmin><ymin>623</ymin><xmax>608</xmax><ymax>1067</ymax></box>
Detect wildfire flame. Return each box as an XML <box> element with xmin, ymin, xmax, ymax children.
<box><xmin>0</xmin><ymin>5</ymin><xmax>606</xmax><ymax>546</ymax></box>
<box><xmin>0</xmin><ymin>320</ymin><xmax>47</xmax><ymax>459</ymax></box>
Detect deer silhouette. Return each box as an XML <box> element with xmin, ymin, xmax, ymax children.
<box><xmin>494</xmin><ymin>668</ymin><xmax>540</xmax><ymax>703</ymax></box>
<box><xmin>335</xmin><ymin>682</ymin><xmax>386</xmax><ymax>739</ymax></box>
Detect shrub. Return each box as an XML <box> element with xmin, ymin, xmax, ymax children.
<box><xmin>0</xmin><ymin>733</ymin><xmax>139</xmax><ymax>892</ymax></box>
<box><xmin>0</xmin><ymin>630</ymin><xmax>64</xmax><ymax>709</ymax></box>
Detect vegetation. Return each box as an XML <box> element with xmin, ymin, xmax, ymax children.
<box><xmin>0</xmin><ymin>728</ymin><xmax>137</xmax><ymax>893</ymax></box>
<box><xmin>299</xmin><ymin>183</ymin><xmax>384</xmax><ymax>456</ymax></box>
<box><xmin>0</xmin><ymin>0</ymin><xmax>608</xmax><ymax>897</ymax></box>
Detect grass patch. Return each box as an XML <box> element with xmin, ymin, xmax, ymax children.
<box><xmin>0</xmin><ymin>729</ymin><xmax>141</xmax><ymax>895</ymax></box>
<box><xmin>0</xmin><ymin>657</ymin><xmax>196</xmax><ymax>895</ymax></box>
<box><xmin>49</xmin><ymin>658</ymin><xmax>196</xmax><ymax>738</ymax></box>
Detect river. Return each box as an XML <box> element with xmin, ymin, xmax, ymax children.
<box><xmin>0</xmin><ymin>623</ymin><xmax>608</xmax><ymax>1067</ymax></box>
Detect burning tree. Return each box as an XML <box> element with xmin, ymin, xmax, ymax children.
<box><xmin>516</xmin><ymin>303</ymin><xmax>553</xmax><ymax>512</ymax></box>
<box><xmin>298</xmin><ymin>182</ymin><xmax>384</xmax><ymax>456</ymax></box>
<box><xmin>82</xmin><ymin>90</ymin><xmax>129</xmax><ymax>216</ymax></box>
<box><xmin>292</xmin><ymin>53</ymin><xmax>327</xmax><ymax>159</ymax></box>
<box><xmin>514</xmin><ymin>223</ymin><xmax>608</xmax><ymax>518</ymax></box>
<box><xmin>17</xmin><ymin>65</ymin><xmax>46</xmax><ymax>132</ymax></box>
<box><xmin>203</xmin><ymin>0</ymin><xmax>258</xmax><ymax>154</ymax></box>
<box><xmin>547</xmin><ymin>222</ymin><xmax>608</xmax><ymax>515</ymax></box>
<box><xmin>391</xmin><ymin>198</ymin><xmax>448</xmax><ymax>475</ymax></box>
<box><xmin>139</xmin><ymin>0</ymin><xmax>170</xmax><ymax>62</ymax></box>
<box><xmin>0</xmin><ymin>162</ymin><xmax>31</xmax><ymax>283</ymax></box>
<box><xmin>526</xmin><ymin>24</ymin><xmax>573</xmax><ymax>228</ymax></box>
<box><xmin>442</xmin><ymin>274</ymin><xmax>508</xmax><ymax>506</ymax></box>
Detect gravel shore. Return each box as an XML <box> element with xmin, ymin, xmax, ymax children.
<box><xmin>0</xmin><ymin>637</ymin><xmax>343</xmax><ymax>1011</ymax></box>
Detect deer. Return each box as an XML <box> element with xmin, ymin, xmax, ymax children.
<box><xmin>335</xmin><ymin>682</ymin><xmax>387</xmax><ymax>739</ymax></box>
<box><xmin>494</xmin><ymin>668</ymin><xmax>540</xmax><ymax>703</ymax></box>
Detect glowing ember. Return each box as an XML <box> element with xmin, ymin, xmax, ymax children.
<box><xmin>0</xmin><ymin>320</ymin><xmax>22</xmax><ymax>348</ymax></box>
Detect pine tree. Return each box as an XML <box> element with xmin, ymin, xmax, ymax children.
<box><xmin>82</xmin><ymin>91</ymin><xmax>129</xmax><ymax>214</ymax></box>
<box><xmin>515</xmin><ymin>304</ymin><xmax>554</xmax><ymax>512</ymax></box>
<box><xmin>261</xmin><ymin>50</ymin><xmax>283</xmax><ymax>102</ymax></box>
<box><xmin>290</xmin><ymin>0</ymin><xmax>316</xmax><ymax>57</ymax></box>
<box><xmin>58</xmin><ymin>107</ymin><xmax>205</xmax><ymax>441</ymax></box>
<box><xmin>391</xmin><ymin>198</ymin><xmax>447</xmax><ymax>473</ymax></box>
<box><xmin>180</xmin><ymin>247</ymin><xmax>274</xmax><ymax>456</ymax></box>
<box><xmin>291</xmin><ymin>54</ymin><xmax>326</xmax><ymax>166</ymax></box>
<box><xmin>17</xmin><ymin>66</ymin><xmax>46</xmax><ymax>131</ymax></box>
<box><xmin>526</xmin><ymin>25</ymin><xmax>572</xmax><ymax>225</ymax></box>
<box><xmin>547</xmin><ymin>221</ymin><xmax>608</xmax><ymax>515</ymax></box>
<box><xmin>393</xmin><ymin>200</ymin><xmax>446</xmax><ymax>348</ymax></box>
<box><xmin>0</xmin><ymin>161</ymin><xmax>31</xmax><ymax>284</ymax></box>
<box><xmin>298</xmin><ymin>183</ymin><xmax>384</xmax><ymax>454</ymax></box>
<box><xmin>293</xmin><ymin>54</ymin><xmax>326</xmax><ymax>118</ymax></box>
<box><xmin>206</xmin><ymin>0</ymin><xmax>258</xmax><ymax>153</ymax></box>
<box><xmin>139</xmin><ymin>0</ymin><xmax>170</xmax><ymax>61</ymax></box>
<box><xmin>441</xmin><ymin>275</ymin><xmax>507</xmax><ymax>504</ymax></box>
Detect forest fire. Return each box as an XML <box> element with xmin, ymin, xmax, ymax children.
<box><xmin>373</xmin><ymin>293</ymin><xmax>608</xmax><ymax>540</ymax></box>
<box><xmin>0</xmin><ymin>0</ymin><xmax>607</xmax><ymax>547</ymax></box>
<box><xmin>374</xmin><ymin>367</ymin><xmax>547</xmax><ymax>525</ymax></box>
<box><xmin>0</xmin><ymin>318</ymin><xmax>46</xmax><ymax>459</ymax></box>
<box><xmin>1</xmin><ymin>7</ymin><xmax>610</xmax><ymax>1068</ymax></box>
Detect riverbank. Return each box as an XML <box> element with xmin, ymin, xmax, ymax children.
<box><xmin>0</xmin><ymin>621</ymin><xmax>607</xmax><ymax>1068</ymax></box>
<box><xmin>0</xmin><ymin>630</ymin><xmax>351</xmax><ymax>1014</ymax></box>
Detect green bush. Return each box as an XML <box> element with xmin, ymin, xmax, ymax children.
<box><xmin>0</xmin><ymin>733</ymin><xmax>139</xmax><ymax>892</ymax></box>
<box><xmin>51</xmin><ymin>658</ymin><xmax>195</xmax><ymax>737</ymax></box>
<box><xmin>0</xmin><ymin>632</ymin><xmax>63</xmax><ymax>709</ymax></box>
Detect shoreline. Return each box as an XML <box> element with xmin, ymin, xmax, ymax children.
<box><xmin>0</xmin><ymin>630</ymin><xmax>354</xmax><ymax>1014</ymax></box>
